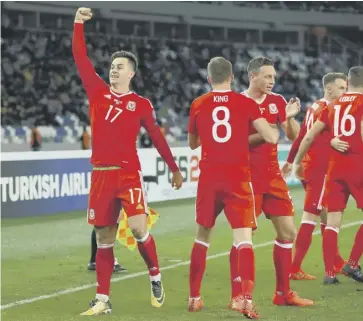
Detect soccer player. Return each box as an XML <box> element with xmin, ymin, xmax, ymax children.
<box><xmin>240</xmin><ymin>57</ymin><xmax>313</xmax><ymax>306</ymax></box>
<box><xmin>294</xmin><ymin>66</ymin><xmax>363</xmax><ymax>284</ymax></box>
<box><xmin>73</xmin><ymin>8</ymin><xmax>183</xmax><ymax>315</ymax></box>
<box><xmin>281</xmin><ymin>73</ymin><xmax>347</xmax><ymax>280</ymax></box>
<box><xmin>188</xmin><ymin>56</ymin><xmax>279</xmax><ymax>318</ymax></box>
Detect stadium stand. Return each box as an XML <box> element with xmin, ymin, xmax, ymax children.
<box><xmin>197</xmin><ymin>1</ymin><xmax>363</xmax><ymax>14</ymax></box>
<box><xmin>1</xmin><ymin>3</ymin><xmax>363</xmax><ymax>149</ymax></box>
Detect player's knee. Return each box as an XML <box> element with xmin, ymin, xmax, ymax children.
<box><xmin>302</xmin><ymin>211</ymin><xmax>319</xmax><ymax>223</ymax></box>
<box><xmin>327</xmin><ymin>212</ymin><xmax>343</xmax><ymax>228</ymax></box>
<box><xmin>278</xmin><ymin>225</ymin><xmax>297</xmax><ymax>242</ymax></box>
<box><xmin>196</xmin><ymin>225</ymin><xmax>212</xmax><ymax>243</ymax></box>
<box><xmin>233</xmin><ymin>227</ymin><xmax>253</xmax><ymax>244</ymax></box>
<box><xmin>95</xmin><ymin>226</ymin><xmax>117</xmax><ymax>245</ymax></box>
<box><xmin>130</xmin><ymin>226</ymin><xmax>148</xmax><ymax>240</ymax></box>
<box><xmin>127</xmin><ymin>214</ymin><xmax>148</xmax><ymax>240</ymax></box>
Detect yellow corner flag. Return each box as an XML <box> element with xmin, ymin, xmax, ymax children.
<box><xmin>116</xmin><ymin>207</ymin><xmax>160</xmax><ymax>251</ymax></box>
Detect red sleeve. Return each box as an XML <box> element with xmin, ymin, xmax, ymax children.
<box><xmin>72</xmin><ymin>23</ymin><xmax>108</xmax><ymax>97</ymax></box>
<box><xmin>286</xmin><ymin>113</ymin><xmax>308</xmax><ymax>163</ymax></box>
<box><xmin>188</xmin><ymin>101</ymin><xmax>198</xmax><ymax>135</ymax></box>
<box><xmin>318</xmin><ymin>106</ymin><xmax>329</xmax><ymax>127</ymax></box>
<box><xmin>141</xmin><ymin>100</ymin><xmax>179</xmax><ymax>172</ymax></box>
<box><xmin>277</xmin><ymin>95</ymin><xmax>287</xmax><ymax>124</ymax></box>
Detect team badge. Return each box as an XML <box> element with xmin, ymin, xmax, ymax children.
<box><xmin>126</xmin><ymin>101</ymin><xmax>136</xmax><ymax>111</ymax></box>
<box><xmin>88</xmin><ymin>209</ymin><xmax>95</xmax><ymax>220</ymax></box>
<box><xmin>269</xmin><ymin>103</ymin><xmax>278</xmax><ymax>114</ymax></box>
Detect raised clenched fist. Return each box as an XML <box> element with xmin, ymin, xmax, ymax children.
<box><xmin>75</xmin><ymin>7</ymin><xmax>93</xmax><ymax>23</ymax></box>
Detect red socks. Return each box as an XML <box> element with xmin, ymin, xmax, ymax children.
<box><xmin>229</xmin><ymin>242</ymin><xmax>255</xmax><ymax>299</ymax></box>
<box><xmin>189</xmin><ymin>241</ymin><xmax>208</xmax><ymax>298</ymax></box>
<box><xmin>320</xmin><ymin>223</ymin><xmax>326</xmax><ymax>235</ymax></box>
<box><xmin>96</xmin><ymin>245</ymin><xmax>114</xmax><ymax>298</ymax></box>
<box><xmin>291</xmin><ymin>222</ymin><xmax>316</xmax><ymax>273</ymax></box>
<box><xmin>273</xmin><ymin>239</ymin><xmax>293</xmax><ymax>294</ymax></box>
<box><xmin>291</xmin><ymin>221</ymin><xmax>344</xmax><ymax>274</ymax></box>
<box><xmin>322</xmin><ymin>222</ymin><xmax>345</xmax><ymax>269</ymax></box>
<box><xmin>237</xmin><ymin>243</ymin><xmax>255</xmax><ymax>299</ymax></box>
<box><xmin>137</xmin><ymin>233</ymin><xmax>160</xmax><ymax>278</ymax></box>
<box><xmin>229</xmin><ymin>245</ymin><xmax>240</xmax><ymax>298</ymax></box>
<box><xmin>323</xmin><ymin>227</ymin><xmax>339</xmax><ymax>277</ymax></box>
<box><xmin>348</xmin><ymin>224</ymin><xmax>363</xmax><ymax>269</ymax></box>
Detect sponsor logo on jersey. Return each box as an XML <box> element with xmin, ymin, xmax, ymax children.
<box><xmin>136</xmin><ymin>204</ymin><xmax>144</xmax><ymax>210</ymax></box>
<box><xmin>114</xmin><ymin>99</ymin><xmax>122</xmax><ymax>105</ymax></box>
<box><xmin>126</xmin><ymin>101</ymin><xmax>136</xmax><ymax>111</ymax></box>
<box><xmin>104</xmin><ymin>94</ymin><xmax>111</xmax><ymax>99</ymax></box>
<box><xmin>269</xmin><ymin>103</ymin><xmax>278</xmax><ymax>114</ymax></box>
<box><xmin>259</xmin><ymin>107</ymin><xmax>265</xmax><ymax>114</ymax></box>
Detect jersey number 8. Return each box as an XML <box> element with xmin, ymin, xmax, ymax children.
<box><xmin>333</xmin><ymin>104</ymin><xmax>355</xmax><ymax>137</ymax></box>
<box><xmin>212</xmin><ymin>106</ymin><xmax>232</xmax><ymax>143</ymax></box>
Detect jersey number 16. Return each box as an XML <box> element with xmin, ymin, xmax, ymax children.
<box><xmin>333</xmin><ymin>104</ymin><xmax>355</xmax><ymax>137</ymax></box>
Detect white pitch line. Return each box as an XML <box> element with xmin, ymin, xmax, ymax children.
<box><xmin>1</xmin><ymin>220</ymin><xmax>361</xmax><ymax>311</ymax></box>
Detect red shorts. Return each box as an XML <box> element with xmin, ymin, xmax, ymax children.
<box><xmin>196</xmin><ymin>171</ymin><xmax>257</xmax><ymax>230</ymax></box>
<box><xmin>254</xmin><ymin>175</ymin><xmax>294</xmax><ymax>218</ymax></box>
<box><xmin>87</xmin><ymin>168</ymin><xmax>148</xmax><ymax>226</ymax></box>
<box><xmin>324</xmin><ymin>173</ymin><xmax>363</xmax><ymax>212</ymax></box>
<box><xmin>301</xmin><ymin>173</ymin><xmax>327</xmax><ymax>215</ymax></box>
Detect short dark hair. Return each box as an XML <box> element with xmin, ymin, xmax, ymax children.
<box><xmin>322</xmin><ymin>72</ymin><xmax>347</xmax><ymax>87</ymax></box>
<box><xmin>247</xmin><ymin>56</ymin><xmax>274</xmax><ymax>74</ymax></box>
<box><xmin>111</xmin><ymin>51</ymin><xmax>138</xmax><ymax>71</ymax></box>
<box><xmin>207</xmin><ymin>57</ymin><xmax>233</xmax><ymax>84</ymax></box>
<box><xmin>348</xmin><ymin>66</ymin><xmax>363</xmax><ymax>87</ymax></box>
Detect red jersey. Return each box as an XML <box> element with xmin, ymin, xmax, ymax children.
<box><xmin>72</xmin><ymin>23</ymin><xmax>178</xmax><ymax>172</ymax></box>
<box><xmin>188</xmin><ymin>90</ymin><xmax>261</xmax><ymax>180</ymax></box>
<box><xmin>241</xmin><ymin>92</ymin><xmax>287</xmax><ymax>192</ymax></box>
<box><xmin>287</xmin><ymin>98</ymin><xmax>330</xmax><ymax>175</ymax></box>
<box><xmin>319</xmin><ymin>92</ymin><xmax>363</xmax><ymax>172</ymax></box>
<box><xmin>243</xmin><ymin>92</ymin><xmax>286</xmax><ymax>165</ymax></box>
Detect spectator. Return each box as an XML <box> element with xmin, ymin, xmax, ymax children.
<box><xmin>30</xmin><ymin>126</ymin><xmax>41</xmax><ymax>151</ymax></box>
<box><xmin>80</xmin><ymin>125</ymin><xmax>90</xmax><ymax>150</ymax></box>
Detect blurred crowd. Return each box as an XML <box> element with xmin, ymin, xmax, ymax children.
<box><xmin>200</xmin><ymin>1</ymin><xmax>363</xmax><ymax>14</ymax></box>
<box><xmin>0</xmin><ymin>11</ymin><xmax>354</xmax><ymax>144</ymax></box>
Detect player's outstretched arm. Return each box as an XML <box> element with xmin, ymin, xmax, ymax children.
<box><xmin>281</xmin><ymin>128</ymin><xmax>305</xmax><ymax>178</ymax></box>
<box><xmin>72</xmin><ymin>8</ymin><xmax>108</xmax><ymax>96</ymax></box>
<box><xmin>141</xmin><ymin>103</ymin><xmax>183</xmax><ymax>189</ymax></box>
<box><xmin>295</xmin><ymin>120</ymin><xmax>325</xmax><ymax>165</ymax></box>
<box><xmin>285</xmin><ymin>111</ymin><xmax>308</xmax><ymax>164</ymax></box>
<box><xmin>252</xmin><ymin>118</ymin><xmax>279</xmax><ymax>144</ymax></box>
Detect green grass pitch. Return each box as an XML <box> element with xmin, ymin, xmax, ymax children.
<box><xmin>1</xmin><ymin>187</ymin><xmax>362</xmax><ymax>321</ymax></box>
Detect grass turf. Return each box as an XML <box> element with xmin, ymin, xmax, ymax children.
<box><xmin>1</xmin><ymin>188</ymin><xmax>362</xmax><ymax>320</ymax></box>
